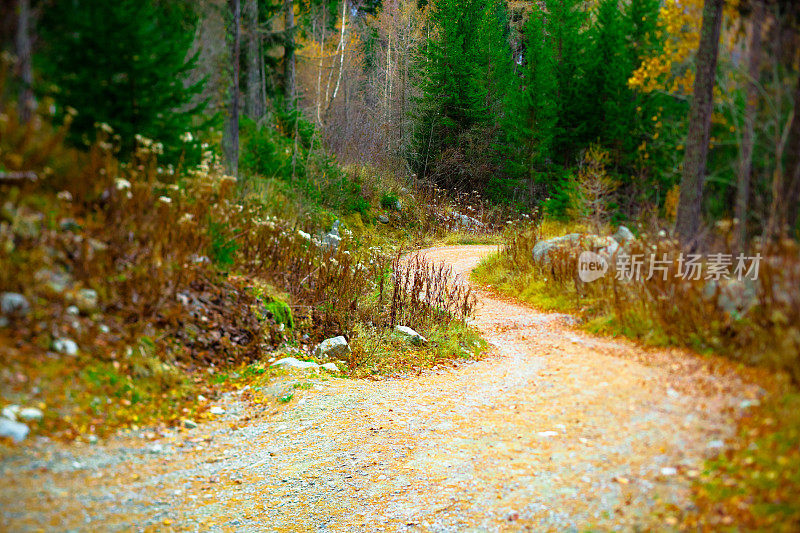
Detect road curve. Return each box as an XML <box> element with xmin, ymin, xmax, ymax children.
<box><xmin>0</xmin><ymin>245</ymin><xmax>761</xmax><ymax>531</ymax></box>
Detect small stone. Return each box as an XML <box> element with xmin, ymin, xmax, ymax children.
<box><xmin>707</xmin><ymin>439</ymin><xmax>725</xmax><ymax>449</ymax></box>
<box><xmin>87</xmin><ymin>435</ymin><xmax>98</xmax><ymax>444</ymax></box>
<box><xmin>59</xmin><ymin>218</ymin><xmax>82</xmax><ymax>232</ymax></box>
<box><xmin>271</xmin><ymin>357</ymin><xmax>320</xmax><ymax>371</ymax></box>
<box><xmin>1</xmin><ymin>292</ymin><xmax>30</xmax><ymax>317</ymax></box>
<box><xmin>660</xmin><ymin>467</ymin><xmax>677</xmax><ymax>476</ymax></box>
<box><xmin>66</xmin><ymin>305</ymin><xmax>80</xmax><ymax>315</ymax></box>
<box><xmin>2</xmin><ymin>405</ymin><xmax>20</xmax><ymax>421</ymax></box>
<box><xmin>394</xmin><ymin>325</ymin><xmax>428</xmax><ymax>346</ymax></box>
<box><xmin>537</xmin><ymin>430</ymin><xmax>559</xmax><ymax>438</ymax></box>
<box><xmin>378</xmin><ymin>214</ymin><xmax>389</xmax><ymax>224</ymax></box>
<box><xmin>149</xmin><ymin>443</ymin><xmax>164</xmax><ymax>454</ymax></box>
<box><xmin>75</xmin><ymin>289</ymin><xmax>99</xmax><ymax>313</ymax></box>
<box><xmin>18</xmin><ymin>407</ymin><xmax>43</xmax><ymax>422</ymax></box>
<box><xmin>666</xmin><ymin>388</ymin><xmax>679</xmax><ymax>399</ymax></box>
<box><xmin>183</xmin><ymin>419</ymin><xmax>198</xmax><ymax>429</ymax></box>
<box><xmin>0</xmin><ymin>418</ymin><xmax>29</xmax><ymax>443</ymax></box>
<box><xmin>209</xmin><ymin>406</ymin><xmax>225</xmax><ymax>415</ymax></box>
<box><xmin>52</xmin><ymin>338</ymin><xmax>79</xmax><ymax>356</ymax></box>
<box><xmin>98</xmin><ymin>324</ymin><xmax>110</xmax><ymax>334</ymax></box>
<box><xmin>197</xmin><ymin>394</ymin><xmax>207</xmax><ymax>402</ymax></box>
<box><xmin>0</xmin><ymin>317</ymin><xmax>8</xmax><ymax>328</ymax></box>
<box><xmin>321</xmin><ymin>362</ymin><xmax>339</xmax><ymax>373</ymax></box>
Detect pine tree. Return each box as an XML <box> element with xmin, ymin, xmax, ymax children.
<box><xmin>38</xmin><ymin>0</ymin><xmax>205</xmax><ymax>162</ymax></box>
<box><xmin>502</xmin><ymin>4</ymin><xmax>558</xmax><ymax>200</ymax></box>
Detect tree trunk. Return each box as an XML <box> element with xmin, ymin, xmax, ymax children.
<box><xmin>244</xmin><ymin>0</ymin><xmax>262</xmax><ymax>120</ymax></box>
<box><xmin>735</xmin><ymin>0</ymin><xmax>762</xmax><ymax>252</ymax></box>
<box><xmin>782</xmin><ymin>72</ymin><xmax>800</xmax><ymax>234</ymax></box>
<box><xmin>224</xmin><ymin>0</ymin><xmax>241</xmax><ymax>177</ymax></box>
<box><xmin>284</xmin><ymin>0</ymin><xmax>295</xmax><ymax>103</ymax></box>
<box><xmin>674</xmin><ymin>0</ymin><xmax>724</xmax><ymax>244</ymax></box>
<box><xmin>16</xmin><ymin>0</ymin><xmax>34</xmax><ymax>123</ymax></box>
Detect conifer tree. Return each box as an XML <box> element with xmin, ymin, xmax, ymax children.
<box><xmin>38</xmin><ymin>0</ymin><xmax>205</xmax><ymax>162</ymax></box>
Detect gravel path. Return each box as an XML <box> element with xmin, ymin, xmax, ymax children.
<box><xmin>0</xmin><ymin>245</ymin><xmax>763</xmax><ymax>531</ymax></box>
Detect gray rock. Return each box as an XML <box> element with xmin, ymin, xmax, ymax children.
<box><xmin>456</xmin><ymin>213</ymin><xmax>483</xmax><ymax>229</ymax></box>
<box><xmin>321</xmin><ymin>362</ymin><xmax>340</xmax><ymax>373</ymax></box>
<box><xmin>378</xmin><ymin>214</ymin><xmax>389</xmax><ymax>224</ymax></box>
<box><xmin>704</xmin><ymin>279</ymin><xmax>757</xmax><ymax>317</ymax></box>
<box><xmin>52</xmin><ymin>338</ymin><xmax>79</xmax><ymax>356</ymax></box>
<box><xmin>66</xmin><ymin>305</ymin><xmax>80</xmax><ymax>316</ymax></box>
<box><xmin>2</xmin><ymin>405</ymin><xmax>20</xmax><ymax>421</ymax></box>
<box><xmin>35</xmin><ymin>269</ymin><xmax>72</xmax><ymax>294</ymax></box>
<box><xmin>270</xmin><ymin>357</ymin><xmax>320</xmax><ymax>370</ymax></box>
<box><xmin>1</xmin><ymin>292</ymin><xmax>30</xmax><ymax>317</ymax></box>
<box><xmin>394</xmin><ymin>325</ymin><xmax>428</xmax><ymax>346</ymax></box>
<box><xmin>532</xmin><ymin>233</ymin><xmax>583</xmax><ymax>263</ymax></box>
<box><xmin>0</xmin><ymin>317</ymin><xmax>8</xmax><ymax>328</ymax></box>
<box><xmin>18</xmin><ymin>407</ymin><xmax>43</xmax><ymax>422</ymax></box>
<box><xmin>314</xmin><ymin>336</ymin><xmax>351</xmax><ymax>360</ymax></box>
<box><xmin>0</xmin><ymin>418</ymin><xmax>29</xmax><ymax>443</ymax></box>
<box><xmin>183</xmin><ymin>419</ymin><xmax>198</xmax><ymax>429</ymax></box>
<box><xmin>59</xmin><ymin>218</ymin><xmax>82</xmax><ymax>232</ymax></box>
<box><xmin>613</xmin><ymin>225</ymin><xmax>635</xmax><ymax>245</ymax></box>
<box><xmin>707</xmin><ymin>439</ymin><xmax>725</xmax><ymax>449</ymax></box>
<box><xmin>209</xmin><ymin>406</ymin><xmax>225</xmax><ymax>415</ymax></box>
<box><xmin>75</xmin><ymin>288</ymin><xmax>99</xmax><ymax>313</ymax></box>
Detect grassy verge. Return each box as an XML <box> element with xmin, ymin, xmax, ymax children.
<box><xmin>473</xmin><ymin>220</ymin><xmax>800</xmax><ymax>529</ymax></box>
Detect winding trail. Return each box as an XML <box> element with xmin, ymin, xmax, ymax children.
<box><xmin>1</xmin><ymin>246</ymin><xmax>763</xmax><ymax>531</ymax></box>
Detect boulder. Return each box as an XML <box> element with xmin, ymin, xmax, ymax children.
<box><xmin>0</xmin><ymin>418</ymin><xmax>29</xmax><ymax>443</ymax></box>
<box><xmin>455</xmin><ymin>213</ymin><xmax>483</xmax><ymax>229</ymax></box>
<box><xmin>532</xmin><ymin>233</ymin><xmax>583</xmax><ymax>263</ymax></box>
<box><xmin>394</xmin><ymin>325</ymin><xmax>428</xmax><ymax>346</ymax></box>
<box><xmin>613</xmin><ymin>225</ymin><xmax>635</xmax><ymax>245</ymax></box>
<box><xmin>1</xmin><ymin>292</ymin><xmax>30</xmax><ymax>317</ymax></box>
<box><xmin>314</xmin><ymin>336</ymin><xmax>351</xmax><ymax>360</ymax></box>
<box><xmin>270</xmin><ymin>357</ymin><xmax>320</xmax><ymax>370</ymax></box>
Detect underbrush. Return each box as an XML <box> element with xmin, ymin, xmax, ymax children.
<box><xmin>475</xmin><ymin>219</ymin><xmax>800</xmax><ymax>380</ymax></box>
<box><xmin>0</xmin><ymin>86</ymin><xmax>487</xmax><ymax>441</ymax></box>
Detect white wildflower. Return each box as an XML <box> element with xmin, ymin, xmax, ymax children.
<box><xmin>158</xmin><ymin>196</ymin><xmax>172</xmax><ymax>204</ymax></box>
<box><xmin>115</xmin><ymin>178</ymin><xmax>131</xmax><ymax>190</ymax></box>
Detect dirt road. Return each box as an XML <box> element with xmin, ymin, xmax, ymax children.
<box><xmin>0</xmin><ymin>246</ymin><xmax>762</xmax><ymax>531</ymax></box>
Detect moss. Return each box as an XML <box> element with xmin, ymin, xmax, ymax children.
<box><xmin>264</xmin><ymin>299</ymin><xmax>294</xmax><ymax>329</ymax></box>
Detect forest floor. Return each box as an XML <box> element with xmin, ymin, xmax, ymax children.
<box><xmin>0</xmin><ymin>246</ymin><xmax>767</xmax><ymax>532</ymax></box>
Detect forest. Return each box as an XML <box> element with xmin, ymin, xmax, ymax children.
<box><xmin>1</xmin><ymin>0</ymin><xmax>800</xmax><ymax>530</ymax></box>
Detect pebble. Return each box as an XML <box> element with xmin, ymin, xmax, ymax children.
<box><xmin>660</xmin><ymin>467</ymin><xmax>677</xmax><ymax>476</ymax></box>
<box><xmin>0</xmin><ymin>418</ymin><xmax>29</xmax><ymax>442</ymax></box>
<box><xmin>537</xmin><ymin>431</ymin><xmax>559</xmax><ymax>438</ymax></box>
<box><xmin>707</xmin><ymin>439</ymin><xmax>725</xmax><ymax>449</ymax></box>
<box><xmin>1</xmin><ymin>292</ymin><xmax>30</xmax><ymax>316</ymax></box>
<box><xmin>183</xmin><ymin>419</ymin><xmax>198</xmax><ymax>429</ymax></box>
<box><xmin>2</xmin><ymin>404</ymin><xmax>20</xmax><ymax>421</ymax></box>
<box><xmin>18</xmin><ymin>407</ymin><xmax>43</xmax><ymax>422</ymax></box>
<box><xmin>209</xmin><ymin>406</ymin><xmax>225</xmax><ymax>415</ymax></box>
<box><xmin>52</xmin><ymin>338</ymin><xmax>79</xmax><ymax>356</ymax></box>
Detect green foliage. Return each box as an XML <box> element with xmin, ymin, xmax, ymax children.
<box><xmin>380</xmin><ymin>192</ymin><xmax>400</xmax><ymax>210</ymax></box>
<box><xmin>208</xmin><ymin>221</ymin><xmax>239</xmax><ymax>269</ymax></box>
<box><xmin>37</xmin><ymin>0</ymin><xmax>207</xmax><ymax>163</ymax></box>
<box><xmin>264</xmin><ymin>300</ymin><xmax>294</xmax><ymax>330</ymax></box>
